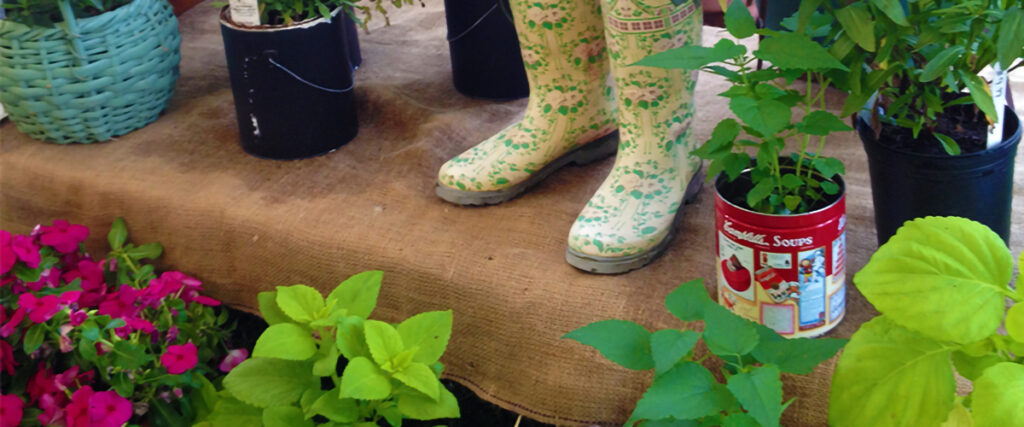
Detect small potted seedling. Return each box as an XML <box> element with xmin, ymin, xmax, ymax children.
<box><xmin>639</xmin><ymin>1</ymin><xmax>852</xmax><ymax>338</ymax></box>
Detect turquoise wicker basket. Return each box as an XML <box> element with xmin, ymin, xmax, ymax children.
<box><xmin>0</xmin><ymin>0</ymin><xmax>181</xmax><ymax>143</ymax></box>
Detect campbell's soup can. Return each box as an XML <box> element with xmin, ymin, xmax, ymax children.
<box><xmin>714</xmin><ymin>174</ymin><xmax>846</xmax><ymax>338</ymax></box>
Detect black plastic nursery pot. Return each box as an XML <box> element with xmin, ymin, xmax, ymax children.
<box><xmin>220</xmin><ymin>8</ymin><xmax>359</xmax><ymax>160</ymax></box>
<box><xmin>444</xmin><ymin>0</ymin><xmax>529</xmax><ymax>100</ymax></box>
<box><xmin>714</xmin><ymin>169</ymin><xmax>847</xmax><ymax>339</ymax></box>
<box><xmin>857</xmin><ymin>106</ymin><xmax>1021</xmax><ymax>245</ymax></box>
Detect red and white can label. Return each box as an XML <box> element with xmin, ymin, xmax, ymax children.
<box><xmin>715</xmin><ymin>192</ymin><xmax>846</xmax><ymax>338</ymax></box>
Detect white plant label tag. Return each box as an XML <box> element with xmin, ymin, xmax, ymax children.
<box><xmin>987</xmin><ymin>63</ymin><xmax>1008</xmax><ymax>149</ymax></box>
<box><xmin>229</xmin><ymin>0</ymin><xmax>261</xmax><ymax>26</ymax></box>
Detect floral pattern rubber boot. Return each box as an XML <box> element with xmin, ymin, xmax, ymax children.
<box><xmin>436</xmin><ymin>0</ymin><xmax>619</xmax><ymax>205</ymax></box>
<box><xmin>566</xmin><ymin>0</ymin><xmax>703</xmax><ymax>274</ymax></box>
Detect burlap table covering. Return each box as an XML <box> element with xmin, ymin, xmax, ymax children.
<box><xmin>2</xmin><ymin>2</ymin><xmax>1023</xmax><ymax>425</ymax></box>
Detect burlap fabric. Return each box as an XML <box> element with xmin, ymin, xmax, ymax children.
<box><xmin>2</xmin><ymin>2</ymin><xmax>1022</xmax><ymax>425</ymax></box>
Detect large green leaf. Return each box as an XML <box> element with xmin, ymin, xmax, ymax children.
<box><xmin>204</xmin><ymin>392</ymin><xmax>263</xmax><ymax>427</ymax></box>
<box><xmin>364</xmin><ymin>320</ymin><xmax>405</xmax><ymax>367</ymax></box>
<box><xmin>702</xmin><ymin>305</ymin><xmax>759</xmax><ymax>358</ymax></box>
<box><xmin>959</xmin><ymin>70</ymin><xmax>998</xmax><ymax>122</ymax></box>
<box><xmin>257</xmin><ymin>292</ymin><xmax>291</xmax><ymax>325</ymax></box>
<box><xmin>970</xmin><ymin>363</ymin><xmax>1024</xmax><ymax>427</ymax></box>
<box><xmin>630</xmin><ymin>362</ymin><xmax>723</xmax><ymax>421</ymax></box>
<box><xmin>326</xmin><ymin>270</ymin><xmax>382</xmax><ymax>319</ymax></box>
<box><xmin>796</xmin><ymin>111</ymin><xmax>853</xmax><ymax>136</ymax></box>
<box><xmin>253</xmin><ymin>323</ymin><xmax>317</xmax><ymax>361</ymax></box>
<box><xmin>726</xmin><ymin>365</ymin><xmax>783</xmax><ymax>427</ymax></box>
<box><xmin>730</xmin><ymin>97</ymin><xmax>791</xmax><ymax>137</ymax></box>
<box><xmin>998</xmin><ymin>7</ymin><xmax>1024</xmax><ymax>69</ymax></box>
<box><xmin>920</xmin><ymin>46</ymin><xmax>965</xmax><ymax>82</ymax></box>
<box><xmin>940</xmin><ymin>401</ymin><xmax>973</xmax><ymax>427</ymax></box>
<box><xmin>310</xmin><ymin>393</ymin><xmax>358</xmax><ymax>423</ymax></box>
<box><xmin>950</xmin><ymin>351</ymin><xmax>1002</xmax><ymax>381</ymax></box>
<box><xmin>276</xmin><ymin>285</ymin><xmax>325</xmax><ymax>323</ymax></box>
<box><xmin>755</xmin><ymin>32</ymin><xmax>849</xmax><ymax>71</ymax></box>
<box><xmin>750</xmin><ymin>324</ymin><xmax>846</xmax><ymax>374</ymax></box>
<box><xmin>397</xmin><ymin>310</ymin><xmax>453</xmax><ymax>364</ymax></box>
<box><xmin>262</xmin><ymin>406</ymin><xmax>312</xmax><ymax>427</ymax></box>
<box><xmin>108</xmin><ymin>217</ymin><xmax>127</xmax><ymax>250</ymax></box>
<box><xmin>339</xmin><ymin>357</ymin><xmax>392</xmax><ymax>400</ymax></box>
<box><xmin>223</xmin><ymin>358</ymin><xmax>318</xmax><ymax>408</ymax></box>
<box><xmin>1006</xmin><ymin>303</ymin><xmax>1024</xmax><ymax>343</ymax></box>
<box><xmin>724</xmin><ymin>0</ymin><xmax>756</xmax><ymax>39</ymax></box>
<box><xmin>829</xmin><ymin>317</ymin><xmax>956</xmax><ymax>427</ymax></box>
<box><xmin>397</xmin><ymin>386</ymin><xmax>460</xmax><ymax>420</ymax></box>
<box><xmin>563</xmin><ymin>319</ymin><xmax>654</xmax><ymax>370</ymax></box>
<box><xmin>650</xmin><ymin>329</ymin><xmax>700</xmax><ymax>376</ymax></box>
<box><xmin>664</xmin><ymin>279</ymin><xmax>714</xmax><ymax>322</ymax></box>
<box><xmin>634</xmin><ymin>39</ymin><xmax>747</xmax><ymax>70</ymax></box>
<box><xmin>393</xmin><ymin>362</ymin><xmax>441</xmax><ymax>400</ymax></box>
<box><xmin>336</xmin><ymin>315</ymin><xmax>369</xmax><ymax>360</ymax></box>
<box><xmin>869</xmin><ymin>0</ymin><xmax>907</xmax><ymax>26</ymax></box>
<box><xmin>835</xmin><ymin>3</ymin><xmax>875</xmax><ymax>51</ymax></box>
<box><xmin>853</xmin><ymin>217</ymin><xmax>1013</xmax><ymax>343</ymax></box>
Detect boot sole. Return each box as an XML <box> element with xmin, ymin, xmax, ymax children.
<box><xmin>565</xmin><ymin>164</ymin><xmax>705</xmax><ymax>275</ymax></box>
<box><xmin>435</xmin><ymin>131</ymin><xmax>620</xmax><ymax>206</ymax></box>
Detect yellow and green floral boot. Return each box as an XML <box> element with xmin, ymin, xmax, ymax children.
<box><xmin>566</xmin><ymin>0</ymin><xmax>703</xmax><ymax>274</ymax></box>
<box><xmin>436</xmin><ymin>0</ymin><xmax>619</xmax><ymax>205</ymax></box>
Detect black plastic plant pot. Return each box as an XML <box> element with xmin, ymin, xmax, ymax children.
<box><xmin>444</xmin><ymin>0</ymin><xmax>529</xmax><ymax>100</ymax></box>
<box><xmin>857</xmin><ymin>106</ymin><xmax>1022</xmax><ymax>245</ymax></box>
<box><xmin>220</xmin><ymin>8</ymin><xmax>358</xmax><ymax>160</ymax></box>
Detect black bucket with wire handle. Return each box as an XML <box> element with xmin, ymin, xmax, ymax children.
<box><xmin>220</xmin><ymin>7</ymin><xmax>359</xmax><ymax>160</ymax></box>
<box><xmin>444</xmin><ymin>0</ymin><xmax>529</xmax><ymax>100</ymax></box>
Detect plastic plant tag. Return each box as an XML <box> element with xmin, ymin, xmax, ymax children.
<box><xmin>987</xmin><ymin>63</ymin><xmax>1008</xmax><ymax>149</ymax></box>
<box><xmin>229</xmin><ymin>0</ymin><xmax>260</xmax><ymax>26</ymax></box>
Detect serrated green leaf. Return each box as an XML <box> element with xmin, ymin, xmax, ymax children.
<box><xmin>397</xmin><ymin>310</ymin><xmax>452</xmax><ymax>364</ymax></box>
<box><xmin>394</xmin><ymin>363</ymin><xmax>441</xmax><ymax>400</ymax></box>
<box><xmin>253</xmin><ymin>323</ymin><xmax>317</xmax><ymax>361</ymax></box>
<box><xmin>326</xmin><ymin>270</ymin><xmax>382</xmax><ymax>319</ymax></box>
<box><xmin>722</xmin><ymin>153</ymin><xmax>751</xmax><ymax>181</ymax></box>
<box><xmin>722</xmin><ymin>412</ymin><xmax>760</xmax><ymax>427</ymax></box>
<box><xmin>940</xmin><ymin>401</ymin><xmax>973</xmax><ymax>427</ymax></box>
<box><xmin>796</xmin><ymin>0</ymin><xmax>823</xmax><ymax>34</ymax></box>
<box><xmin>756</xmin><ymin>32</ymin><xmax>849</xmax><ymax>71</ymax></box>
<box><xmin>276</xmin><ymin>285</ymin><xmax>325</xmax><ymax>324</ymax></box>
<box><xmin>205</xmin><ymin>392</ymin><xmax>262</xmax><ymax>426</ymax></box>
<box><xmin>336</xmin><ymin>315</ymin><xmax>368</xmax><ymax>360</ymax></box>
<box><xmin>727</xmin><ymin>365</ymin><xmax>783</xmax><ymax>427</ymax></box>
<box><xmin>339</xmin><ymin>357</ymin><xmax>391</xmax><ymax>400</ymax></box>
<box><xmin>920</xmin><ymin>46</ymin><xmax>965</xmax><ymax>82</ymax></box>
<box><xmin>958</xmin><ymin>71</ymin><xmax>998</xmax><ymax>123</ymax></box>
<box><xmin>650</xmin><ymin>329</ymin><xmax>700</xmax><ymax>376</ymax></box>
<box><xmin>835</xmin><ymin>3</ymin><xmax>875</xmax><ymax>52</ymax></box>
<box><xmin>364</xmin><ymin>320</ymin><xmax>405</xmax><ymax>367</ymax></box>
<box><xmin>796</xmin><ymin>111</ymin><xmax>853</xmax><ymax>136</ymax></box>
<box><xmin>299</xmin><ymin>388</ymin><xmax>325</xmax><ymax>416</ymax></box>
<box><xmin>263</xmin><ymin>406</ymin><xmax>312</xmax><ymax>427</ymax></box>
<box><xmin>998</xmin><ymin>7</ymin><xmax>1024</xmax><ymax>69</ymax></box>
<box><xmin>1006</xmin><ymin>303</ymin><xmax>1024</xmax><ymax>343</ymax></box>
<box><xmin>724</xmin><ymin>0</ymin><xmax>756</xmax><ymax>38</ymax></box>
<box><xmin>746</xmin><ymin>178</ymin><xmax>775</xmax><ymax>208</ymax></box>
<box><xmin>853</xmin><ymin>217</ymin><xmax>1012</xmax><ymax>343</ymax></box>
<box><xmin>124</xmin><ymin>242</ymin><xmax>162</xmax><ymax>260</ymax></box>
<box><xmin>781</xmin><ymin>174</ymin><xmax>802</xmax><ymax>190</ymax></box>
<box><xmin>634</xmin><ymin>39</ymin><xmax>746</xmax><ymax>70</ymax></box>
<box><xmin>224</xmin><ymin>358</ymin><xmax>318</xmax><ymax>408</ymax></box>
<box><xmin>310</xmin><ymin>392</ymin><xmax>358</xmax><ymax>423</ymax></box>
<box><xmin>108</xmin><ymin>217</ymin><xmax>127</xmax><ymax>250</ymax></box>
<box><xmin>730</xmin><ymin>97</ymin><xmax>791</xmax><ymax>137</ymax></box>
<box><xmin>703</xmin><ymin>305</ymin><xmax>759</xmax><ymax>358</ymax></box>
<box><xmin>114</xmin><ymin>340</ymin><xmax>151</xmax><ymax>371</ymax></box>
<box><xmin>829</xmin><ymin>316</ymin><xmax>956</xmax><ymax>427</ymax></box>
<box><xmin>313</xmin><ymin>345</ymin><xmax>340</xmax><ymax>377</ymax></box>
<box><xmin>951</xmin><ymin>351</ymin><xmax>1003</xmax><ymax>381</ymax></box>
<box><xmin>630</xmin><ymin>362</ymin><xmax>722</xmax><ymax>421</ymax></box>
<box><xmin>397</xmin><ymin>385</ymin><xmax>460</xmax><ymax>420</ymax></box>
<box><xmin>563</xmin><ymin>319</ymin><xmax>654</xmax><ymax>370</ymax></box>
<box><xmin>970</xmin><ymin>363</ymin><xmax>1024</xmax><ymax>427</ymax></box>
<box><xmin>665</xmin><ymin>278</ymin><xmax>714</xmax><ymax>322</ymax></box>
<box><xmin>870</xmin><ymin>0</ymin><xmax>907</xmax><ymax>26</ymax></box>
<box><xmin>257</xmin><ymin>292</ymin><xmax>291</xmax><ymax>325</ymax></box>
<box><xmin>750</xmin><ymin>324</ymin><xmax>845</xmax><ymax>374</ymax></box>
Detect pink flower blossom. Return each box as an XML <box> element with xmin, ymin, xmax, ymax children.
<box><xmin>98</xmin><ymin>286</ymin><xmax>140</xmax><ymax>319</ymax></box>
<box><xmin>69</xmin><ymin>309</ymin><xmax>89</xmax><ymax>326</ymax></box>
<box><xmin>26</xmin><ymin>267</ymin><xmax>61</xmax><ymax>291</ymax></box>
<box><xmin>18</xmin><ymin>293</ymin><xmax>61</xmax><ymax>323</ymax></box>
<box><xmin>0</xmin><ymin>394</ymin><xmax>24</xmax><ymax>427</ymax></box>
<box><xmin>65</xmin><ymin>386</ymin><xmax>93</xmax><ymax>427</ymax></box>
<box><xmin>0</xmin><ymin>341</ymin><xmax>14</xmax><ymax>376</ymax></box>
<box><xmin>165</xmin><ymin>326</ymin><xmax>179</xmax><ymax>343</ymax></box>
<box><xmin>39</xmin><ymin>220</ymin><xmax>89</xmax><ymax>254</ymax></box>
<box><xmin>0</xmin><ymin>308</ymin><xmax>25</xmax><ymax>338</ymax></box>
<box><xmin>160</xmin><ymin>342</ymin><xmax>198</xmax><ymax>374</ymax></box>
<box><xmin>192</xmin><ymin>295</ymin><xmax>221</xmax><ymax>306</ymax></box>
<box><xmin>11</xmin><ymin>235</ymin><xmax>40</xmax><ymax>268</ymax></box>
<box><xmin>38</xmin><ymin>393</ymin><xmax>65</xmax><ymax>426</ymax></box>
<box><xmin>115</xmin><ymin>318</ymin><xmax>156</xmax><ymax>338</ymax></box>
<box><xmin>54</xmin><ymin>366</ymin><xmax>81</xmax><ymax>392</ymax></box>
<box><xmin>88</xmin><ymin>390</ymin><xmax>133</xmax><ymax>427</ymax></box>
<box><xmin>59</xmin><ymin>324</ymin><xmax>75</xmax><ymax>353</ymax></box>
<box><xmin>0</xmin><ymin>231</ymin><xmax>15</xmax><ymax>276</ymax></box>
<box><xmin>28</xmin><ymin>364</ymin><xmax>58</xmax><ymax>404</ymax></box>
<box><xmin>219</xmin><ymin>348</ymin><xmax>249</xmax><ymax>373</ymax></box>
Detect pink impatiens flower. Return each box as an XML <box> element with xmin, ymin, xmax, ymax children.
<box><xmin>0</xmin><ymin>341</ymin><xmax>14</xmax><ymax>376</ymax></box>
<box><xmin>64</xmin><ymin>386</ymin><xmax>93</xmax><ymax>427</ymax></box>
<box><xmin>0</xmin><ymin>394</ymin><xmax>24</xmax><ymax>427</ymax></box>
<box><xmin>0</xmin><ymin>308</ymin><xmax>25</xmax><ymax>338</ymax></box>
<box><xmin>11</xmin><ymin>235</ymin><xmax>41</xmax><ymax>268</ymax></box>
<box><xmin>88</xmin><ymin>390</ymin><xmax>133</xmax><ymax>427</ymax></box>
<box><xmin>160</xmin><ymin>342</ymin><xmax>198</xmax><ymax>374</ymax></box>
<box><xmin>18</xmin><ymin>293</ymin><xmax>61</xmax><ymax>323</ymax></box>
<box><xmin>0</xmin><ymin>231</ymin><xmax>15</xmax><ymax>276</ymax></box>
<box><xmin>39</xmin><ymin>220</ymin><xmax>89</xmax><ymax>254</ymax></box>
<box><xmin>219</xmin><ymin>348</ymin><xmax>249</xmax><ymax>372</ymax></box>
<box><xmin>38</xmin><ymin>393</ymin><xmax>65</xmax><ymax>426</ymax></box>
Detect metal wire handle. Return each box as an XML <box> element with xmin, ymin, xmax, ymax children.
<box><xmin>267</xmin><ymin>56</ymin><xmax>354</xmax><ymax>94</ymax></box>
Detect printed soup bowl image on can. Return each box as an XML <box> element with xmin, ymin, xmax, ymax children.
<box><xmin>714</xmin><ymin>170</ymin><xmax>846</xmax><ymax>338</ymax></box>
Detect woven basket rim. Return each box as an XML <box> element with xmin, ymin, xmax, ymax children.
<box><xmin>0</xmin><ymin>0</ymin><xmax>147</xmax><ymax>31</ymax></box>
<box><xmin>219</xmin><ymin>6</ymin><xmax>344</xmax><ymax>32</ymax></box>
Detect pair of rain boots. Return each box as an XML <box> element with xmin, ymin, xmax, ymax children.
<box><xmin>437</xmin><ymin>0</ymin><xmax>704</xmax><ymax>274</ymax></box>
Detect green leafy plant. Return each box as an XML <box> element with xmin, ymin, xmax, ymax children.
<box><xmin>830</xmin><ymin>216</ymin><xmax>1024</xmax><ymax>426</ymax></box>
<box><xmin>2</xmin><ymin>0</ymin><xmax>132</xmax><ymax>26</ymax></box>
<box><xmin>564</xmin><ymin>279</ymin><xmax>847</xmax><ymax>426</ymax></box>
<box><xmin>218</xmin><ymin>0</ymin><xmax>419</xmax><ymax>27</ymax></box>
<box><xmin>636</xmin><ymin>0</ymin><xmax>852</xmax><ymax>214</ymax></box>
<box><xmin>816</xmin><ymin>0</ymin><xmax>1024</xmax><ymax>154</ymax></box>
<box><xmin>194</xmin><ymin>271</ymin><xmax>460</xmax><ymax>427</ymax></box>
